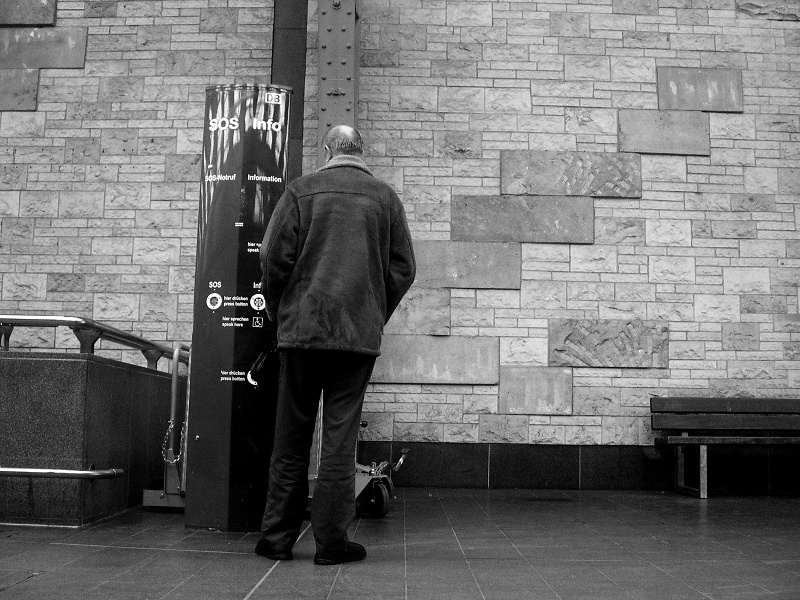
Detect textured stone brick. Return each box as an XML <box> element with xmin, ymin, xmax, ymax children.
<box><xmin>778</xmin><ymin>169</ymin><xmax>800</xmax><ymax>195</ymax></box>
<box><xmin>573</xmin><ymin>387</ymin><xmax>621</xmax><ymax>415</ymax></box>
<box><xmin>641</xmin><ymin>156</ymin><xmax>686</xmax><ymax>182</ymax></box>
<box><xmin>165</xmin><ymin>155</ymin><xmax>201</xmax><ymax>183</ymax></box>
<box><xmin>602</xmin><ymin>417</ymin><xmax>640</xmax><ymax>444</ymax></box>
<box><xmin>550</xmin><ymin>13</ymin><xmax>589</xmax><ymax>37</ymax></box>
<box><xmin>373</xmin><ymin>335</ymin><xmax>499</xmax><ymax>384</ymax></box>
<box><xmin>0</xmin><ymin>28</ymin><xmax>87</xmax><ymax>69</ymax></box>
<box><xmin>59</xmin><ymin>192</ymin><xmax>104</xmax><ymax>218</ymax></box>
<box><xmin>570</xmin><ymin>246</ymin><xmax>618</xmax><ymax>273</ymax></box>
<box><xmin>595</xmin><ymin>218</ymin><xmax>646</xmax><ymax>245</ymax></box>
<box><xmin>0</xmin><ymin>191</ymin><xmax>19</xmax><ymax>216</ymax></box>
<box><xmin>695</xmin><ymin>295</ymin><xmax>740</xmax><ymax>322</ymax></box>
<box><xmin>140</xmin><ymin>294</ymin><xmax>178</xmax><ymax>322</ymax></box>
<box><xmin>613</xmin><ymin>0</ymin><xmax>658</xmax><ymax>13</ymax></box>
<box><xmin>390</xmin><ymin>86</ymin><xmax>437</xmax><ymax>112</ymax></box>
<box><xmin>2</xmin><ymin>274</ymin><xmax>47</xmax><ymax>300</ymax></box>
<box><xmin>18</xmin><ymin>191</ymin><xmax>56</xmax><ymax>218</ymax></box>
<box><xmin>447</xmin><ymin>2</ymin><xmax>492</xmax><ymax>25</ymax></box>
<box><xmin>132</xmin><ymin>239</ymin><xmax>180</xmax><ymax>265</ymax></box>
<box><xmin>394</xmin><ymin>423</ymin><xmax>442</xmax><ymax>443</ymax></box>
<box><xmin>485</xmin><ymin>88</ymin><xmax>531</xmax><ymax>114</ymax></box>
<box><xmin>199</xmin><ymin>8</ymin><xmax>238</xmax><ymax>33</ymax></box>
<box><xmin>0</xmin><ymin>165</ymin><xmax>26</xmax><ymax>190</ymax></box>
<box><xmin>500</xmin><ymin>337</ymin><xmax>548</xmax><ymax>366</ymax></box>
<box><xmin>611</xmin><ymin>57</ymin><xmax>656</xmax><ymax>83</ymax></box>
<box><xmin>385</xmin><ymin>288</ymin><xmax>450</xmax><ymax>336</ymax></box>
<box><xmin>521</xmin><ymin>280</ymin><xmax>566</xmax><ymax>310</ymax></box>
<box><xmin>711</xmin><ymin>221</ymin><xmax>757</xmax><ymax>239</ymax></box>
<box><xmin>711</xmin><ymin>114</ymin><xmax>755</xmax><ymax>139</ymax></box>
<box><xmin>499</xmin><ymin>366</ymin><xmax>573</xmax><ymax>415</ymax></box>
<box><xmin>550</xmin><ymin>319</ymin><xmax>669</xmax><ymax>368</ymax></box>
<box><xmin>0</xmin><ymin>0</ymin><xmax>56</xmax><ymax>25</ymax></box>
<box><xmin>452</xmin><ymin>195</ymin><xmax>593</xmax><ymax>244</ymax></box>
<box><xmin>101</xmin><ymin>130</ymin><xmax>138</xmax><ymax>156</ymax></box>
<box><xmin>155</xmin><ymin>51</ymin><xmax>225</xmax><ymax>76</ymax></box>
<box><xmin>0</xmin><ymin>112</ymin><xmax>45</xmax><ymax>138</ymax></box>
<box><xmin>657</xmin><ymin>67</ymin><xmax>743</xmax><ymax>112</ymax></box>
<box><xmin>98</xmin><ymin>77</ymin><xmax>144</xmax><ymax>103</ymax></box>
<box><xmin>84</xmin><ymin>2</ymin><xmax>117</xmax><ymax>18</ymax></box>
<box><xmin>479</xmin><ymin>414</ymin><xmax>528</xmax><ymax>443</ymax></box>
<box><xmin>105</xmin><ymin>183</ymin><xmax>151</xmax><ymax>210</ymax></box>
<box><xmin>438</xmin><ymin>87</ymin><xmax>484</xmax><ymax>113</ymax></box>
<box><xmin>0</xmin><ymin>69</ymin><xmax>38</xmax><ymax>111</ymax></box>
<box><xmin>724</xmin><ymin>267</ymin><xmax>771</xmax><ymax>295</ymax></box>
<box><xmin>624</xmin><ymin>31</ymin><xmax>670</xmax><ymax>49</ymax></box>
<box><xmin>649</xmin><ymin>256</ymin><xmax>695</xmax><ymax>283</ymax></box>
<box><xmin>646</xmin><ymin>220</ymin><xmax>692</xmax><ymax>246</ymax></box>
<box><xmin>741</xmin><ymin>295</ymin><xmax>787</xmax><ymax>314</ymax></box>
<box><xmin>93</xmin><ymin>294</ymin><xmax>139</xmax><ymax>321</ymax></box>
<box><xmin>414</xmin><ymin>241</ymin><xmax>521</xmax><ymax>289</ymax></box>
<box><xmin>501</xmin><ymin>151</ymin><xmax>642</xmax><ymax>198</ymax></box>
<box><xmin>619</xmin><ymin>110</ymin><xmax>710</xmax><ymax>155</ymax></box>
<box><xmin>565</xmin><ymin>108</ymin><xmax>616</xmax><ymax>135</ymax></box>
<box><xmin>65</xmin><ymin>138</ymin><xmax>101</xmax><ymax>164</ymax></box>
<box><xmin>559</xmin><ymin>38</ymin><xmax>606</xmax><ymax>56</ymax></box>
<box><xmin>433</xmin><ymin>131</ymin><xmax>482</xmax><ymax>159</ymax></box>
<box><xmin>565</xmin><ymin>56</ymin><xmax>610</xmax><ymax>81</ymax></box>
<box><xmin>722</xmin><ymin>323</ymin><xmax>760</xmax><ymax>351</ymax></box>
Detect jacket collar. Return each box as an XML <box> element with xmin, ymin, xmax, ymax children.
<box><xmin>317</xmin><ymin>154</ymin><xmax>373</xmax><ymax>176</ymax></box>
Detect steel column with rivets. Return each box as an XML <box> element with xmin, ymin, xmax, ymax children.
<box><xmin>317</xmin><ymin>0</ymin><xmax>360</xmax><ymax>167</ymax></box>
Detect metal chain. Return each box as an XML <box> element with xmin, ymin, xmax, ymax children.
<box><xmin>161</xmin><ymin>420</ymin><xmax>185</xmax><ymax>465</ymax></box>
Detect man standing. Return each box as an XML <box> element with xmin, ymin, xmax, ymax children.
<box><xmin>255</xmin><ymin>125</ymin><xmax>416</xmax><ymax>565</ymax></box>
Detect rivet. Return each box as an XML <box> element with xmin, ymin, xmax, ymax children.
<box><xmin>321</xmin><ymin>44</ymin><xmax>327</xmax><ymax>48</ymax></box>
<box><xmin>321</xmin><ymin>107</ymin><xmax>326</xmax><ymax>111</ymax></box>
<box><xmin>327</xmin><ymin>27</ymin><xmax>332</xmax><ymax>31</ymax></box>
<box><xmin>342</xmin><ymin>27</ymin><xmax>347</xmax><ymax>31</ymax></box>
<box><xmin>321</xmin><ymin>75</ymin><xmax>327</xmax><ymax>80</ymax></box>
<box><xmin>346</xmin><ymin>76</ymin><xmax>351</xmax><ymax>80</ymax></box>
<box><xmin>346</xmin><ymin>44</ymin><xmax>351</xmax><ymax>49</ymax></box>
<box><xmin>321</xmin><ymin>10</ymin><xmax>326</xmax><ymax>14</ymax></box>
<box><xmin>341</xmin><ymin>60</ymin><xmax>346</xmax><ymax>64</ymax></box>
<box><xmin>327</xmin><ymin>60</ymin><xmax>332</xmax><ymax>64</ymax></box>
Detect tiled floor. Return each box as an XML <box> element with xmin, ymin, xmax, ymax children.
<box><xmin>1</xmin><ymin>489</ymin><xmax>799</xmax><ymax>599</ymax></box>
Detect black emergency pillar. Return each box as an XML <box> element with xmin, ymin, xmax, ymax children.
<box><xmin>185</xmin><ymin>84</ymin><xmax>291</xmax><ymax>531</ymax></box>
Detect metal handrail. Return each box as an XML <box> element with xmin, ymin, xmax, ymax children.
<box><xmin>0</xmin><ymin>314</ymin><xmax>189</xmax><ymax>369</ymax></box>
<box><xmin>0</xmin><ymin>468</ymin><xmax>124</xmax><ymax>480</ymax></box>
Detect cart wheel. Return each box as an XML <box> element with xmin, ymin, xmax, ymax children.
<box><xmin>370</xmin><ymin>481</ymin><xmax>391</xmax><ymax>518</ymax></box>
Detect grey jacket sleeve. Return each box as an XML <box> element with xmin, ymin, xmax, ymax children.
<box><xmin>385</xmin><ymin>193</ymin><xmax>416</xmax><ymax>322</ymax></box>
<box><xmin>260</xmin><ymin>189</ymin><xmax>299</xmax><ymax>321</ymax></box>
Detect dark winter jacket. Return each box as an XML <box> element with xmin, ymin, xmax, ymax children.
<box><xmin>260</xmin><ymin>155</ymin><xmax>416</xmax><ymax>356</ymax></box>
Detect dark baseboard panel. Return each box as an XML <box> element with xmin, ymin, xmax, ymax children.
<box><xmin>358</xmin><ymin>441</ymin><xmax>800</xmax><ymax>493</ymax></box>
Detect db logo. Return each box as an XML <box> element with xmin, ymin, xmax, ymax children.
<box><xmin>250</xmin><ymin>294</ymin><xmax>266</xmax><ymax>311</ymax></box>
<box><xmin>208</xmin><ymin>117</ymin><xmax>239</xmax><ymax>132</ymax></box>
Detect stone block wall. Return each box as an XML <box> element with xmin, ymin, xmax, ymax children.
<box><xmin>1</xmin><ymin>0</ymin><xmax>798</xmax><ymax>451</ymax></box>
<box><xmin>0</xmin><ymin>0</ymin><xmax>275</xmax><ymax>365</ymax></box>
<box><xmin>341</xmin><ymin>0</ymin><xmax>800</xmax><ymax>447</ymax></box>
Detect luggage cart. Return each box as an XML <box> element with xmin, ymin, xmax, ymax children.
<box><xmin>308</xmin><ymin>415</ymin><xmax>409</xmax><ymax>518</ymax></box>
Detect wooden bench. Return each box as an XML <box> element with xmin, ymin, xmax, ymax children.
<box><xmin>650</xmin><ymin>397</ymin><xmax>800</xmax><ymax>498</ymax></box>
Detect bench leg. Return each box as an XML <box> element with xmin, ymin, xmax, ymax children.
<box><xmin>699</xmin><ymin>444</ymin><xmax>708</xmax><ymax>499</ymax></box>
<box><xmin>674</xmin><ymin>444</ymin><xmax>706</xmax><ymax>499</ymax></box>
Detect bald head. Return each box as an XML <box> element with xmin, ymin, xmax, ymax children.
<box><xmin>322</xmin><ymin>125</ymin><xmax>364</xmax><ymax>159</ymax></box>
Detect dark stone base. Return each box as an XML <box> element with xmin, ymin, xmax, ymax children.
<box><xmin>359</xmin><ymin>441</ymin><xmax>800</xmax><ymax>494</ymax></box>
<box><xmin>0</xmin><ymin>352</ymin><xmax>184</xmax><ymax>526</ymax></box>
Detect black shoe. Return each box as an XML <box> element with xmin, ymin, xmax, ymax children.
<box><xmin>254</xmin><ymin>537</ymin><xmax>293</xmax><ymax>561</ymax></box>
<box><xmin>313</xmin><ymin>541</ymin><xmax>366</xmax><ymax>566</ymax></box>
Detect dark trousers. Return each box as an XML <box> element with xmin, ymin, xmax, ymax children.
<box><xmin>260</xmin><ymin>349</ymin><xmax>376</xmax><ymax>553</ymax></box>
